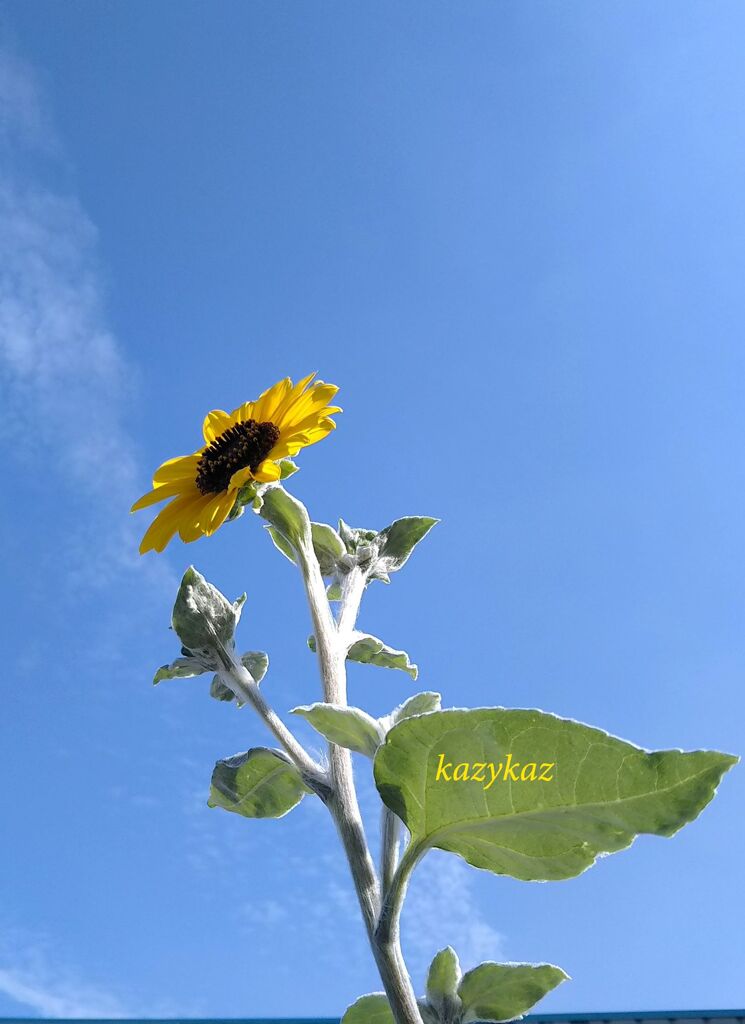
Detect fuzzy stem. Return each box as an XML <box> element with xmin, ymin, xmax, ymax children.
<box><xmin>297</xmin><ymin>550</ymin><xmax>423</xmax><ymax>1024</ymax></box>
<box><xmin>381</xmin><ymin>807</ymin><xmax>401</xmax><ymax>895</ymax></box>
<box><xmin>213</xmin><ymin>641</ymin><xmax>329</xmax><ymax>796</ymax></box>
<box><xmin>376</xmin><ymin>842</ymin><xmax>425</xmax><ymax>948</ymax></box>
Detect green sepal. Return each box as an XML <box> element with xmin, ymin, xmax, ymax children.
<box><xmin>171</xmin><ymin>567</ymin><xmax>245</xmax><ymax>654</ymax></box>
<box><xmin>228</xmin><ymin>460</ymin><xmax>298</xmax><ymax>522</ymax></box>
<box><xmin>373</xmin><ymin>707</ymin><xmax>738</xmax><ymax>882</ymax></box>
<box><xmin>208</xmin><ymin>747</ymin><xmax>310</xmax><ymax>819</ymax></box>
<box><xmin>426</xmin><ymin>946</ymin><xmax>462</xmax><ymax>1021</ymax></box>
<box><xmin>341</xmin><ymin>994</ymin><xmax>394</xmax><ymax>1024</ymax></box>
<box><xmin>458</xmin><ymin>961</ymin><xmax>569</xmax><ymax>1022</ymax></box>
<box><xmin>291</xmin><ymin>702</ymin><xmax>384</xmax><ymax>757</ymax></box>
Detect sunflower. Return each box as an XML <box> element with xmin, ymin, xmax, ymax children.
<box><xmin>131</xmin><ymin>373</ymin><xmax>341</xmax><ymax>554</ymax></box>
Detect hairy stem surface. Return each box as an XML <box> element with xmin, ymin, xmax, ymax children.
<box><xmin>298</xmin><ymin>551</ymin><xmax>423</xmax><ymax>1024</ymax></box>
<box><xmin>213</xmin><ymin>638</ymin><xmax>329</xmax><ymax>795</ymax></box>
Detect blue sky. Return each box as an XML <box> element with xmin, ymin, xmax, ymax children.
<box><xmin>1</xmin><ymin>0</ymin><xmax>744</xmax><ymax>1017</ymax></box>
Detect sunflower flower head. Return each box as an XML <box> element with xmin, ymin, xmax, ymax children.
<box><xmin>131</xmin><ymin>373</ymin><xmax>341</xmax><ymax>554</ymax></box>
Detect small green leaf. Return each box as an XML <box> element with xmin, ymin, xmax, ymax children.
<box><xmin>210</xmin><ymin>675</ymin><xmax>241</xmax><ymax>704</ymax></box>
<box><xmin>153</xmin><ymin>656</ymin><xmax>209</xmax><ymax>685</ymax></box>
<box><xmin>374</xmin><ymin>708</ymin><xmax>738</xmax><ymax>882</ymax></box>
<box><xmin>171</xmin><ymin>567</ymin><xmax>244</xmax><ymax>653</ymax></box>
<box><xmin>311</xmin><ymin>522</ymin><xmax>346</xmax><ymax>575</ymax></box>
<box><xmin>338</xmin><ymin>518</ymin><xmax>357</xmax><ymax>551</ymax></box>
<box><xmin>309</xmin><ymin>632</ymin><xmax>418</xmax><ymax>679</ymax></box>
<box><xmin>458</xmin><ymin>961</ymin><xmax>569</xmax><ymax>1022</ymax></box>
<box><xmin>278</xmin><ymin>458</ymin><xmax>299</xmax><ymax>479</ymax></box>
<box><xmin>258</xmin><ymin>485</ymin><xmax>311</xmax><ymax>548</ymax></box>
<box><xmin>208</xmin><ymin>748</ymin><xmax>309</xmax><ymax>819</ymax></box>
<box><xmin>239</xmin><ymin>650</ymin><xmax>269</xmax><ymax>683</ymax></box>
<box><xmin>392</xmin><ymin>691</ymin><xmax>441</xmax><ymax>724</ymax></box>
<box><xmin>375</xmin><ymin>516</ymin><xmax>438</xmax><ymax>573</ymax></box>
<box><xmin>426</xmin><ymin>946</ymin><xmax>462</xmax><ymax>1020</ymax></box>
<box><xmin>292</xmin><ymin>703</ymin><xmax>383</xmax><ymax>757</ymax></box>
<box><xmin>341</xmin><ymin>994</ymin><xmax>394</xmax><ymax>1024</ymax></box>
<box><xmin>337</xmin><ymin>519</ymin><xmax>377</xmax><ymax>553</ymax></box>
<box><xmin>347</xmin><ymin>633</ymin><xmax>418</xmax><ymax>680</ymax></box>
<box><xmin>210</xmin><ymin>651</ymin><xmax>269</xmax><ymax>706</ymax></box>
<box><xmin>327</xmin><ymin>580</ymin><xmax>343</xmax><ymax>601</ymax></box>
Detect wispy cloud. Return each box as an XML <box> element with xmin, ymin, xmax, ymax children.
<box><xmin>0</xmin><ymin>47</ymin><xmax>174</xmax><ymax>596</ymax></box>
<box><xmin>0</xmin><ymin>43</ymin><xmax>181</xmax><ymax>1019</ymax></box>
<box><xmin>402</xmin><ymin>852</ymin><xmax>505</xmax><ymax>984</ymax></box>
<box><xmin>0</xmin><ymin>929</ymin><xmax>130</xmax><ymax>1018</ymax></box>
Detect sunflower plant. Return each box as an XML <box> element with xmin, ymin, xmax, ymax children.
<box><xmin>133</xmin><ymin>374</ymin><xmax>736</xmax><ymax>1024</ymax></box>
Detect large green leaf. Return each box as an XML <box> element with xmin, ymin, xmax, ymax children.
<box><xmin>457</xmin><ymin>961</ymin><xmax>569</xmax><ymax>1022</ymax></box>
<box><xmin>374</xmin><ymin>708</ymin><xmax>737</xmax><ymax>881</ymax></box>
<box><xmin>341</xmin><ymin>994</ymin><xmax>394</xmax><ymax>1024</ymax></box>
<box><xmin>208</xmin><ymin>748</ymin><xmax>309</xmax><ymax>819</ymax></box>
<box><xmin>291</xmin><ymin>703</ymin><xmax>383</xmax><ymax>757</ymax></box>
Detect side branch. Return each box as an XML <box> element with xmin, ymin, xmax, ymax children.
<box><xmin>213</xmin><ymin>638</ymin><xmax>329</xmax><ymax>795</ymax></box>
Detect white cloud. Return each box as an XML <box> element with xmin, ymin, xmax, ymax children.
<box><xmin>0</xmin><ymin>929</ymin><xmax>130</xmax><ymax>1018</ymax></box>
<box><xmin>0</xmin><ymin>48</ymin><xmax>174</xmax><ymax>595</ymax></box>
<box><xmin>0</xmin><ymin>967</ymin><xmax>127</xmax><ymax>1019</ymax></box>
<box><xmin>402</xmin><ymin>853</ymin><xmax>505</xmax><ymax>987</ymax></box>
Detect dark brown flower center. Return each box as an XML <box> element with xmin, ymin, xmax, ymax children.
<box><xmin>195</xmin><ymin>419</ymin><xmax>280</xmax><ymax>495</ymax></box>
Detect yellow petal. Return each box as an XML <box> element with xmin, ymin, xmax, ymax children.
<box><xmin>202</xmin><ymin>409</ymin><xmax>234</xmax><ymax>444</ymax></box>
<box><xmin>252</xmin><ymin>459</ymin><xmax>282</xmax><ymax>482</ymax></box>
<box><xmin>130</xmin><ymin>480</ymin><xmax>191</xmax><ymax>512</ymax></box>
<box><xmin>277</xmin><ymin>383</ymin><xmax>340</xmax><ymax>431</ymax></box>
<box><xmin>178</xmin><ymin>494</ymin><xmax>215</xmax><ymax>542</ymax></box>
<box><xmin>281</xmin><ymin>406</ymin><xmax>340</xmax><ymax>436</ymax></box>
<box><xmin>251</xmin><ymin>377</ymin><xmax>293</xmax><ymax>423</ymax></box>
<box><xmin>277</xmin><ymin>418</ymin><xmax>336</xmax><ymax>456</ymax></box>
<box><xmin>201</xmin><ymin>491</ymin><xmax>237</xmax><ymax>535</ymax></box>
<box><xmin>152</xmin><ymin>453</ymin><xmax>201</xmax><ymax>486</ymax></box>
<box><xmin>271</xmin><ymin>372</ymin><xmax>317</xmax><ymax>421</ymax></box>
<box><xmin>232</xmin><ymin>400</ymin><xmax>255</xmax><ymax>423</ymax></box>
<box><xmin>139</xmin><ymin>493</ymin><xmax>204</xmax><ymax>554</ymax></box>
